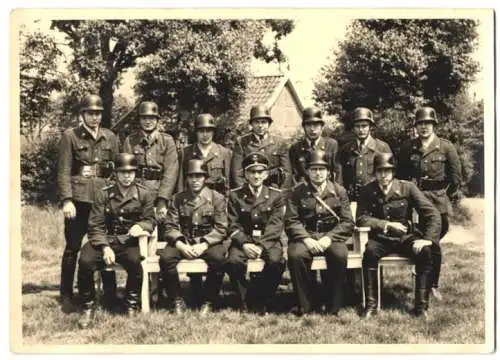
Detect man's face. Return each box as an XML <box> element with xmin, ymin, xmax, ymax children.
<box><xmin>81</xmin><ymin>110</ymin><xmax>102</xmax><ymax>130</ymax></box>
<box><xmin>187</xmin><ymin>173</ymin><xmax>205</xmax><ymax>192</ymax></box>
<box><xmin>116</xmin><ymin>170</ymin><xmax>136</xmax><ymax>187</ymax></box>
<box><xmin>139</xmin><ymin>116</ymin><xmax>158</xmax><ymax>133</ymax></box>
<box><xmin>251</xmin><ymin>118</ymin><xmax>271</xmax><ymax>137</ymax></box>
<box><xmin>353</xmin><ymin>120</ymin><xmax>371</xmax><ymax>140</ymax></box>
<box><xmin>196</xmin><ymin>128</ymin><xmax>214</xmax><ymax>146</ymax></box>
<box><xmin>244</xmin><ymin>166</ymin><xmax>268</xmax><ymax>188</ymax></box>
<box><xmin>415</xmin><ymin>121</ymin><xmax>435</xmax><ymax>139</ymax></box>
<box><xmin>307</xmin><ymin>165</ymin><xmax>328</xmax><ymax>186</ymax></box>
<box><xmin>304</xmin><ymin>122</ymin><xmax>324</xmax><ymax>141</ymax></box>
<box><xmin>375</xmin><ymin>168</ymin><xmax>394</xmax><ymax>188</ymax></box>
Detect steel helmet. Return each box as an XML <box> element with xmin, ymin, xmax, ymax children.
<box><xmin>115</xmin><ymin>153</ymin><xmax>138</xmax><ymax>172</ymax></box>
<box><xmin>302</xmin><ymin>107</ymin><xmax>324</xmax><ymax>126</ymax></box>
<box><xmin>80</xmin><ymin>94</ymin><xmax>104</xmax><ymax>112</ymax></box>
<box><xmin>195</xmin><ymin>113</ymin><xmax>216</xmax><ymax>130</ymax></box>
<box><xmin>415</xmin><ymin>107</ymin><xmax>438</xmax><ymax>125</ymax></box>
<box><xmin>138</xmin><ymin>101</ymin><xmax>160</xmax><ymax>118</ymax></box>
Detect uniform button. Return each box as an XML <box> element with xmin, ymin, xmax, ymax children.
<box><xmin>254</xmin><ymin>214</ymin><xmax>258</xmax><ymax>217</ymax></box>
<box><xmin>94</xmin><ymin>157</ymin><xmax>99</xmax><ymax>161</ymax></box>
<box><xmin>119</xmin><ymin>216</ymin><xmax>124</xmax><ymax>221</ymax></box>
<box><xmin>254</xmin><ymin>224</ymin><xmax>258</xmax><ymax>228</ymax></box>
<box><xmin>359</xmin><ymin>161</ymin><xmax>363</xmax><ymax>165</ymax></box>
<box><xmin>386</xmin><ymin>216</ymin><xmax>390</xmax><ymax>219</ymax></box>
<box><xmin>120</xmin><ymin>209</ymin><xmax>124</xmax><ymax>213</ymax></box>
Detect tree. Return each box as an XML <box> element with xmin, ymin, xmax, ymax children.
<box><xmin>314</xmin><ymin>19</ymin><xmax>482</xmax><ymax>193</ymax></box>
<box><xmin>20</xmin><ymin>30</ymin><xmax>63</xmax><ymax>141</ymax></box>
<box><xmin>314</xmin><ymin>19</ymin><xmax>479</xmax><ymax>120</ymax></box>
<box><xmin>134</xmin><ymin>20</ymin><xmax>294</xmax><ymax>132</ymax></box>
<box><xmin>52</xmin><ymin>19</ymin><xmax>294</xmax><ymax>129</ymax></box>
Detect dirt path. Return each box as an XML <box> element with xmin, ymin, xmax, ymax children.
<box><xmin>442</xmin><ymin>197</ymin><xmax>484</xmax><ymax>249</ymax></box>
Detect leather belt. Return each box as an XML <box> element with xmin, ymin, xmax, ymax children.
<box><xmin>76</xmin><ymin>163</ymin><xmax>113</xmax><ymax>178</ymax></box>
<box><xmin>304</xmin><ymin>219</ymin><xmax>337</xmax><ymax>233</ymax></box>
<box><xmin>420</xmin><ymin>179</ymin><xmax>447</xmax><ymax>191</ymax></box>
<box><xmin>136</xmin><ymin>166</ymin><xmax>162</xmax><ymax>180</ymax></box>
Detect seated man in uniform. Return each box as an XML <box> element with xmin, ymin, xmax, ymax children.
<box><xmin>357</xmin><ymin>153</ymin><xmax>441</xmax><ymax>318</ymax></box>
<box><xmin>226</xmin><ymin>152</ymin><xmax>286</xmax><ymax>315</ymax></box>
<box><xmin>286</xmin><ymin>150</ymin><xmax>354</xmax><ymax>316</ymax></box>
<box><xmin>159</xmin><ymin>159</ymin><xmax>227</xmax><ymax>316</ymax></box>
<box><xmin>77</xmin><ymin>153</ymin><xmax>156</xmax><ymax>329</ymax></box>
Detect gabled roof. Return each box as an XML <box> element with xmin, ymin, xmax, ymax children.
<box><xmin>235</xmin><ymin>74</ymin><xmax>304</xmax><ymax>124</ymax></box>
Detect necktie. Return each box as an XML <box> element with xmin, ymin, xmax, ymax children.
<box><xmin>359</xmin><ymin>139</ymin><xmax>365</xmax><ymax>151</ymax></box>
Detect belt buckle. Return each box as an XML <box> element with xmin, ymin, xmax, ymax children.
<box><xmin>81</xmin><ymin>165</ymin><xmax>94</xmax><ymax>178</ymax></box>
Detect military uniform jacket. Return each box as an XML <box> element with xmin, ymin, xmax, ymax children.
<box><xmin>58</xmin><ymin>125</ymin><xmax>120</xmax><ymax>203</ymax></box>
<box><xmin>397</xmin><ymin>135</ymin><xmax>461</xmax><ymax>213</ymax></box>
<box><xmin>230</xmin><ymin>133</ymin><xmax>292</xmax><ymax>190</ymax></box>
<box><xmin>164</xmin><ymin>186</ymin><xmax>227</xmax><ymax>246</ymax></box>
<box><xmin>356</xmin><ymin>179</ymin><xmax>441</xmax><ymax>245</ymax></box>
<box><xmin>177</xmin><ymin>143</ymin><xmax>232</xmax><ymax>194</ymax></box>
<box><xmin>123</xmin><ymin>130</ymin><xmax>179</xmax><ymax>203</ymax></box>
<box><xmin>285</xmin><ymin>180</ymin><xmax>354</xmax><ymax>243</ymax></box>
<box><xmin>289</xmin><ymin>136</ymin><xmax>340</xmax><ymax>185</ymax></box>
<box><xmin>336</xmin><ymin>136</ymin><xmax>392</xmax><ymax>199</ymax></box>
<box><xmin>228</xmin><ymin>184</ymin><xmax>285</xmax><ymax>251</ymax></box>
<box><xmin>88</xmin><ymin>182</ymin><xmax>157</xmax><ymax>248</ymax></box>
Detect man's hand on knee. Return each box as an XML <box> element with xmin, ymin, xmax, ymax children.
<box><xmin>412</xmin><ymin>239</ymin><xmax>433</xmax><ymax>254</ymax></box>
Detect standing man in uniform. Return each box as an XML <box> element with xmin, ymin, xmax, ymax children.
<box><xmin>178</xmin><ymin>113</ymin><xmax>232</xmax><ymax>196</ymax></box>
<box><xmin>289</xmin><ymin>107</ymin><xmax>340</xmax><ymax>185</ymax></box>
<box><xmin>397</xmin><ymin>107</ymin><xmax>462</xmax><ymax>300</ymax></box>
<box><xmin>76</xmin><ymin>153</ymin><xmax>156</xmax><ymax>328</ymax></box>
<box><xmin>357</xmin><ymin>153</ymin><xmax>441</xmax><ymax>318</ymax></box>
<box><xmin>159</xmin><ymin>159</ymin><xmax>227</xmax><ymax>316</ymax></box>
<box><xmin>230</xmin><ymin>105</ymin><xmax>292</xmax><ymax>191</ymax></box>
<box><xmin>226</xmin><ymin>152</ymin><xmax>286</xmax><ymax>314</ymax></box>
<box><xmin>57</xmin><ymin>94</ymin><xmax>120</xmax><ymax>313</ymax></box>
<box><xmin>337</xmin><ymin>107</ymin><xmax>392</xmax><ymax>202</ymax></box>
<box><xmin>122</xmin><ymin>101</ymin><xmax>179</xmax><ymax>220</ymax></box>
<box><xmin>286</xmin><ymin>150</ymin><xmax>354</xmax><ymax>316</ymax></box>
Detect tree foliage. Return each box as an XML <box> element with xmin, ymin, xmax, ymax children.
<box><xmin>314</xmin><ymin>19</ymin><xmax>479</xmax><ymax>120</ymax></box>
<box><xmin>134</xmin><ymin>20</ymin><xmax>294</xmax><ymax>133</ymax></box>
<box><xmin>20</xmin><ymin>30</ymin><xmax>64</xmax><ymax>141</ymax></box>
<box><xmin>51</xmin><ymin>19</ymin><xmax>293</xmax><ymax>129</ymax></box>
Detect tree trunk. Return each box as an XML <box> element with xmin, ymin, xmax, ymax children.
<box><xmin>100</xmin><ymin>79</ymin><xmax>114</xmax><ymax>129</ymax></box>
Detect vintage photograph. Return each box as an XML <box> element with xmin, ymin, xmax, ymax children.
<box><xmin>10</xmin><ymin>7</ymin><xmax>494</xmax><ymax>352</ymax></box>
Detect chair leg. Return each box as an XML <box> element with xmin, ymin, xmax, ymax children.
<box><xmin>377</xmin><ymin>266</ymin><xmax>382</xmax><ymax>312</ymax></box>
<box><xmin>141</xmin><ymin>264</ymin><xmax>150</xmax><ymax>313</ymax></box>
<box><xmin>360</xmin><ymin>268</ymin><xmax>366</xmax><ymax>309</ymax></box>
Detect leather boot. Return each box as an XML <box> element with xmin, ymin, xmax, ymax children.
<box><xmin>101</xmin><ymin>270</ymin><xmax>117</xmax><ymax>311</ymax></box>
<box><xmin>414</xmin><ymin>271</ymin><xmax>432</xmax><ymax>318</ymax></box>
<box><xmin>125</xmin><ymin>292</ymin><xmax>140</xmax><ymax>316</ymax></box>
<box><xmin>78</xmin><ymin>302</ymin><xmax>95</xmax><ymax>329</ymax></box>
<box><xmin>361</xmin><ymin>268</ymin><xmax>378</xmax><ymax>318</ymax></box>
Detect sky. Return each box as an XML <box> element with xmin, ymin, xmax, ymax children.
<box><xmin>19</xmin><ymin>10</ymin><xmax>488</xmax><ymax>108</ymax></box>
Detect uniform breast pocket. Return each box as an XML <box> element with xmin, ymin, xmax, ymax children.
<box><xmin>388</xmin><ymin>199</ymin><xmax>408</xmax><ymax>219</ymax></box>
<box><xmin>208</xmin><ymin>160</ymin><xmax>224</xmax><ymax>177</ymax></box>
<box><xmin>75</xmin><ymin>143</ymin><xmax>90</xmax><ymax>162</ymax></box>
<box><xmin>70</xmin><ymin>176</ymin><xmax>90</xmax><ymax>200</ymax></box>
<box><xmin>429</xmin><ymin>154</ymin><xmax>446</xmax><ymax>174</ymax></box>
<box><xmin>99</xmin><ymin>145</ymin><xmax>113</xmax><ymax>161</ymax></box>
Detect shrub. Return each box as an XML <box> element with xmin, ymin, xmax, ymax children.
<box><xmin>21</xmin><ymin>135</ymin><xmax>60</xmax><ymax>205</ymax></box>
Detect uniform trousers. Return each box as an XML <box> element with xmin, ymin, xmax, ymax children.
<box><xmin>226</xmin><ymin>244</ymin><xmax>285</xmax><ymax>310</ymax></box>
<box><xmin>77</xmin><ymin>241</ymin><xmax>142</xmax><ymax>308</ymax></box>
<box><xmin>159</xmin><ymin>243</ymin><xmax>226</xmax><ymax>304</ymax></box>
<box><xmin>61</xmin><ymin>201</ymin><xmax>116</xmax><ymax>298</ymax></box>
<box><xmin>288</xmin><ymin>241</ymin><xmax>348</xmax><ymax>313</ymax></box>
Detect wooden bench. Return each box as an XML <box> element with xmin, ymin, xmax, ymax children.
<box><xmin>137</xmin><ymin>226</ymin><xmax>371</xmax><ymax>313</ymax></box>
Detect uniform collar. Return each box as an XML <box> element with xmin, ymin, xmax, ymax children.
<box><xmin>188</xmin><ymin>185</ymin><xmax>212</xmax><ymax>202</ymax></box>
<box><xmin>79</xmin><ymin>123</ymin><xmax>104</xmax><ymax>141</ymax></box>
<box><xmin>377</xmin><ymin>179</ymin><xmax>402</xmax><ymax>199</ymax></box>
<box><xmin>248</xmin><ymin>184</ymin><xmax>263</xmax><ymax>198</ymax></box>
<box><xmin>196</xmin><ymin>142</ymin><xmax>215</xmax><ymax>158</ymax></box>
<box><xmin>139</xmin><ymin>129</ymin><xmax>159</xmax><ymax>145</ymax></box>
<box><xmin>416</xmin><ymin>134</ymin><xmax>440</xmax><ymax>155</ymax></box>
<box><xmin>307</xmin><ymin>180</ymin><xmax>336</xmax><ymax>197</ymax></box>
<box><xmin>252</xmin><ymin>132</ymin><xmax>269</xmax><ymax>144</ymax></box>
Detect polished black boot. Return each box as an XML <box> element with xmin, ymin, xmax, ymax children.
<box><xmin>125</xmin><ymin>292</ymin><xmax>140</xmax><ymax>316</ymax></box>
<box><xmin>361</xmin><ymin>268</ymin><xmax>378</xmax><ymax>318</ymax></box>
<box><xmin>101</xmin><ymin>270</ymin><xmax>117</xmax><ymax>311</ymax></box>
<box><xmin>414</xmin><ymin>271</ymin><xmax>432</xmax><ymax>318</ymax></box>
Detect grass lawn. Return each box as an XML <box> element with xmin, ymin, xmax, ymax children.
<box><xmin>17</xmin><ymin>203</ymin><xmax>488</xmax><ymax>347</ymax></box>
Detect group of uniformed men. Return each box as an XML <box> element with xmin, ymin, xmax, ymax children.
<box><xmin>57</xmin><ymin>94</ymin><xmax>461</xmax><ymax>329</ymax></box>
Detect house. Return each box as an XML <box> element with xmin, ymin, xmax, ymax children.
<box><xmin>232</xmin><ymin>74</ymin><xmax>304</xmax><ymax>139</ymax></box>
<box><xmin>111</xmin><ymin>74</ymin><xmax>305</xmax><ymax>145</ymax></box>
